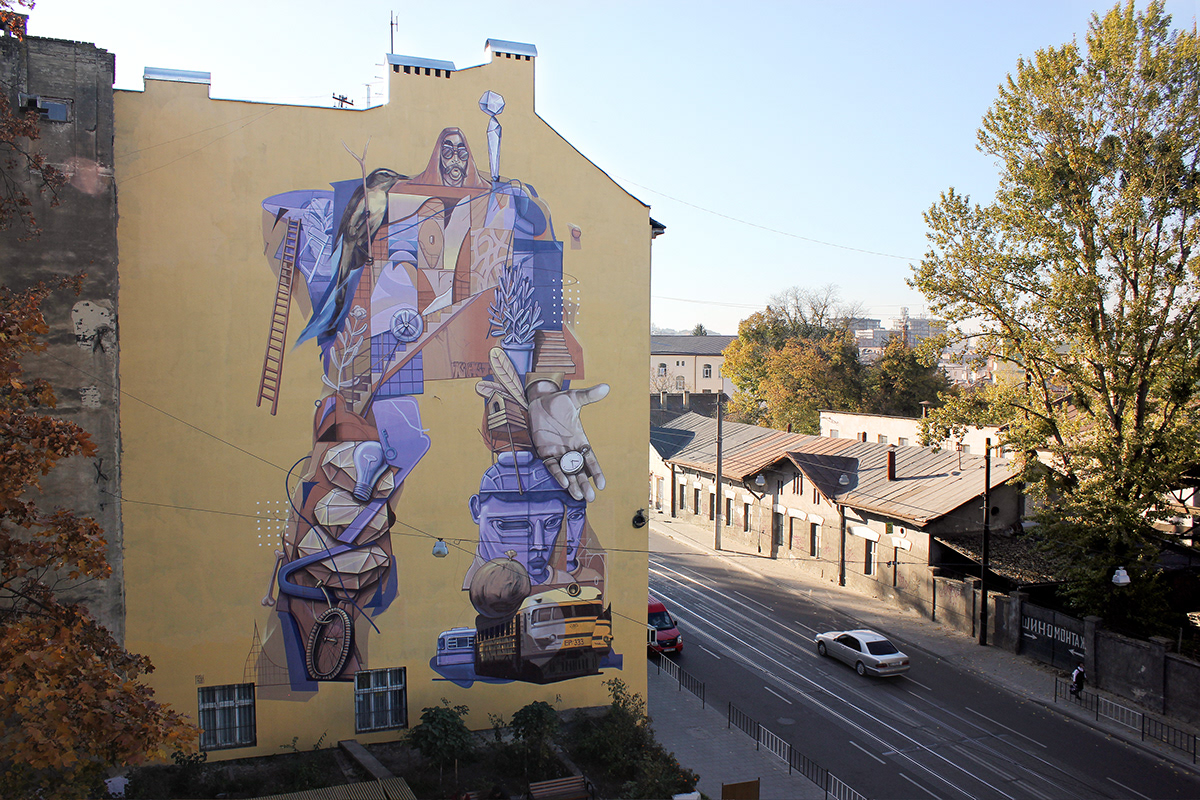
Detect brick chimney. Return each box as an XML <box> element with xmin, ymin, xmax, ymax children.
<box><xmin>887</xmin><ymin>445</ymin><xmax>896</xmax><ymax>481</ymax></box>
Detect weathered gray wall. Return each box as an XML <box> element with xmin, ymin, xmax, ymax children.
<box><xmin>0</xmin><ymin>32</ymin><xmax>120</xmax><ymax>639</ymax></box>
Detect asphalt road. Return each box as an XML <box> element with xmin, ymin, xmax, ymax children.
<box><xmin>649</xmin><ymin>529</ymin><xmax>1200</xmax><ymax>800</ymax></box>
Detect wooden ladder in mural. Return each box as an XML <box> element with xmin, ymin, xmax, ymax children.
<box><xmin>257</xmin><ymin>218</ymin><xmax>301</xmax><ymax>415</ymax></box>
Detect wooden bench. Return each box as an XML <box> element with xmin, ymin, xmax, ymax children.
<box><xmin>527</xmin><ymin>775</ymin><xmax>593</xmax><ymax>800</ymax></box>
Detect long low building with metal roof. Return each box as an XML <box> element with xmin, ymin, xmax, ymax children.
<box><xmin>650</xmin><ymin>412</ymin><xmax>1026</xmax><ymax>622</ymax></box>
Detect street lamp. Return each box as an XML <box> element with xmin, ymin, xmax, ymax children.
<box><xmin>1112</xmin><ymin>566</ymin><xmax>1131</xmax><ymax>587</ymax></box>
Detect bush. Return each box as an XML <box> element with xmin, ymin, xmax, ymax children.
<box><xmin>567</xmin><ymin>679</ymin><xmax>698</xmax><ymax>798</ymax></box>
<box><xmin>407</xmin><ymin>699</ymin><xmax>474</xmax><ymax>770</ymax></box>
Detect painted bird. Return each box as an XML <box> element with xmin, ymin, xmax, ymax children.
<box><xmin>297</xmin><ymin>167</ymin><xmax>405</xmax><ymax>346</ymax></box>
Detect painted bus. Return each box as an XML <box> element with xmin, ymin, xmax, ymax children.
<box><xmin>475</xmin><ymin>586</ymin><xmax>611</xmax><ymax>684</ymax></box>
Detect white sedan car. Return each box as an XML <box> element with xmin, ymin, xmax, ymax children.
<box><xmin>815</xmin><ymin>629</ymin><xmax>910</xmax><ymax>677</ymax></box>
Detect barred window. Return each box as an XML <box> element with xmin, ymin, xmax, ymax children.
<box><xmin>198</xmin><ymin>683</ymin><xmax>256</xmax><ymax>750</ymax></box>
<box><xmin>355</xmin><ymin>667</ymin><xmax>408</xmax><ymax>733</ymax></box>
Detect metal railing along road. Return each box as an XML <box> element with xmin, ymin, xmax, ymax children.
<box><xmin>1055</xmin><ymin>676</ymin><xmax>1198</xmax><ymax>763</ymax></box>
<box><xmin>727</xmin><ymin>702</ymin><xmax>868</xmax><ymax>800</ymax></box>
<box><xmin>651</xmin><ymin>651</ymin><xmax>706</xmax><ymax>708</ymax></box>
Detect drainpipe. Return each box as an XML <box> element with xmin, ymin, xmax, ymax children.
<box><xmin>715</xmin><ymin>396</ymin><xmax>723</xmax><ymax>551</ymax></box>
<box><xmin>670</xmin><ymin>463</ymin><xmax>677</xmax><ymax>519</ymax></box>
<box><xmin>838</xmin><ymin>504</ymin><xmax>847</xmax><ymax>586</ymax></box>
<box><xmin>980</xmin><ymin>438</ymin><xmax>991</xmax><ymax>646</ymax></box>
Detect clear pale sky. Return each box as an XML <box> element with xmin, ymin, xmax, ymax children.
<box><xmin>25</xmin><ymin>0</ymin><xmax>1200</xmax><ymax>334</ymax></box>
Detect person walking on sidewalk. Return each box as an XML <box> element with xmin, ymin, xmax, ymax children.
<box><xmin>1070</xmin><ymin>663</ymin><xmax>1086</xmax><ymax>696</ymax></box>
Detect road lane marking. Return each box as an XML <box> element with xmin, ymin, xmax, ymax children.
<box><xmin>904</xmin><ymin>677</ymin><xmax>933</xmax><ymax>691</ymax></box>
<box><xmin>899</xmin><ymin>772</ymin><xmax>942</xmax><ymax>799</ymax></box>
<box><xmin>698</xmin><ymin>643</ymin><xmax>722</xmax><ymax>659</ymax></box>
<box><xmin>965</xmin><ymin>708</ymin><xmax>1047</xmax><ymax>748</ymax></box>
<box><xmin>1106</xmin><ymin>778</ymin><xmax>1151</xmax><ymax>800</ymax></box>
<box><xmin>734</xmin><ymin>590</ymin><xmax>773</xmax><ymax>611</ymax></box>
<box><xmin>649</xmin><ymin>574</ymin><xmax>1014</xmax><ymax>800</ymax></box>
<box><xmin>764</xmin><ymin>685</ymin><xmax>793</xmax><ymax>704</ymax></box>
<box><xmin>849</xmin><ymin>739</ymin><xmax>886</xmax><ymax>764</ymax></box>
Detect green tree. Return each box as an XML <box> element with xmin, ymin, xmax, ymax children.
<box><xmin>690</xmin><ymin>323</ymin><xmax>708</xmax><ymax>336</ymax></box>
<box><xmin>911</xmin><ymin>1</ymin><xmax>1200</xmax><ymax>628</ymax></box>
<box><xmin>407</xmin><ymin>699</ymin><xmax>473</xmax><ymax>774</ymax></box>
<box><xmin>866</xmin><ymin>334</ymin><xmax>952</xmax><ymax>417</ymax></box>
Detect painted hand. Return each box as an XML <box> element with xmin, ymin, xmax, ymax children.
<box><xmin>527</xmin><ymin>380</ymin><xmax>609</xmax><ymax>502</ymax></box>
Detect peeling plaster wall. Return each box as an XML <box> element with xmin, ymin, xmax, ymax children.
<box><xmin>0</xmin><ymin>34</ymin><xmax>121</xmax><ymax>638</ymax></box>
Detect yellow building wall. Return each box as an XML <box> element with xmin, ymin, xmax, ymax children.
<box><xmin>115</xmin><ymin>47</ymin><xmax>650</xmax><ymax>758</ymax></box>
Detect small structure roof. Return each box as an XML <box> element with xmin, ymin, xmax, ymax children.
<box><xmin>658</xmin><ymin>413</ymin><xmax>1014</xmax><ymax>528</ymax></box>
<box><xmin>651</xmin><ymin>335</ymin><xmax>736</xmax><ymax>357</ymax></box>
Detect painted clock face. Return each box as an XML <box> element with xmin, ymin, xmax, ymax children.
<box><xmin>559</xmin><ymin>450</ymin><xmax>586</xmax><ymax>475</ymax></box>
<box><xmin>390</xmin><ymin>307</ymin><xmax>424</xmax><ymax>343</ymax></box>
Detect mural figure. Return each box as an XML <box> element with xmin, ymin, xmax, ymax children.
<box><xmin>250</xmin><ymin>91</ymin><xmax>617</xmax><ymax>693</ymax></box>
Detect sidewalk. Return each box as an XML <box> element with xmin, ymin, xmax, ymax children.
<box><xmin>645</xmin><ymin>510</ymin><xmax>1200</xmax><ymax>786</ymax></box>
<box><xmin>647</xmin><ymin>662</ymin><xmax>826</xmax><ymax>800</ymax></box>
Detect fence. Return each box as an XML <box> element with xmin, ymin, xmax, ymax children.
<box><xmin>727</xmin><ymin>702</ymin><xmax>868</xmax><ymax>800</ymax></box>
<box><xmin>1054</xmin><ymin>677</ymin><xmax>1198</xmax><ymax>763</ymax></box>
<box><xmin>651</xmin><ymin>651</ymin><xmax>706</xmax><ymax>708</ymax></box>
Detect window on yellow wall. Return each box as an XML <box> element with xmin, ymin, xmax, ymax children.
<box><xmin>198</xmin><ymin>683</ymin><xmax>256</xmax><ymax>751</ymax></box>
<box><xmin>355</xmin><ymin>667</ymin><xmax>408</xmax><ymax>733</ymax></box>
<box><xmin>703</xmin><ymin>363</ymin><xmax>712</xmax><ymax>378</ymax></box>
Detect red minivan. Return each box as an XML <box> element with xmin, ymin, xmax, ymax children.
<box><xmin>648</xmin><ymin>594</ymin><xmax>683</xmax><ymax>655</ymax></box>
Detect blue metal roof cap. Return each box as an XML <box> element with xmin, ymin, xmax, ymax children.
<box><xmin>387</xmin><ymin>53</ymin><xmax>456</xmax><ymax>72</ymax></box>
<box><xmin>485</xmin><ymin>39</ymin><xmax>537</xmax><ymax>58</ymax></box>
<box><xmin>143</xmin><ymin>67</ymin><xmax>210</xmax><ymax>85</ymax></box>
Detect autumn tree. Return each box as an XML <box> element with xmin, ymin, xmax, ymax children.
<box><xmin>0</xmin><ymin>1</ymin><xmax>65</xmax><ymax>236</ymax></box>
<box><xmin>911</xmin><ymin>1</ymin><xmax>1200</xmax><ymax>628</ymax></box>
<box><xmin>722</xmin><ymin>285</ymin><xmax>862</xmax><ymax>425</ymax></box>
<box><xmin>0</xmin><ymin>279</ymin><xmax>198</xmax><ymax>798</ymax></box>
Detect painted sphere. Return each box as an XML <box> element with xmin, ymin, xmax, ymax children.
<box><xmin>469</xmin><ymin>555</ymin><xmax>531</xmax><ymax>619</ymax></box>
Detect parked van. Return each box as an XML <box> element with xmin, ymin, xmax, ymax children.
<box><xmin>648</xmin><ymin>594</ymin><xmax>683</xmax><ymax>655</ymax></box>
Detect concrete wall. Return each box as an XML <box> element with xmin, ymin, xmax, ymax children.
<box><xmin>0</xmin><ymin>34</ymin><xmax>121</xmax><ymax>637</ymax></box>
<box><xmin>115</xmin><ymin>43</ymin><xmax>651</xmax><ymax>757</ymax></box>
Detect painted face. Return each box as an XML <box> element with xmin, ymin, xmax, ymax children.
<box><xmin>472</xmin><ymin>495</ymin><xmax>564</xmax><ymax>584</ymax></box>
<box><xmin>439</xmin><ymin>133</ymin><xmax>469</xmax><ymax>187</ymax></box>
<box><xmin>563</xmin><ymin>501</ymin><xmax>586</xmax><ymax>573</ymax></box>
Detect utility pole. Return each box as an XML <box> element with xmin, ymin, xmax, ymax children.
<box><xmin>980</xmin><ymin>438</ymin><xmax>991</xmax><ymax>646</ymax></box>
<box><xmin>715</xmin><ymin>394</ymin><xmax>723</xmax><ymax>551</ymax></box>
<box><xmin>390</xmin><ymin>11</ymin><xmax>398</xmax><ymax>54</ymax></box>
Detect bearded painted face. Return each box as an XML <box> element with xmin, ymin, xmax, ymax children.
<box><xmin>440</xmin><ymin>132</ymin><xmax>469</xmax><ymax>187</ymax></box>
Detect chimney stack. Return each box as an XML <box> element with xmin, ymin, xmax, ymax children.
<box><xmin>682</xmin><ymin>389</ymin><xmax>689</xmax><ymax>409</ymax></box>
<box><xmin>887</xmin><ymin>445</ymin><xmax>896</xmax><ymax>481</ymax></box>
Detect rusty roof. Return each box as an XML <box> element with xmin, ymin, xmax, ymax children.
<box><xmin>659</xmin><ymin>412</ymin><xmax>1014</xmax><ymax>527</ymax></box>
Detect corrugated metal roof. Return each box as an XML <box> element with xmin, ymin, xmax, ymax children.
<box><xmin>787</xmin><ymin>438</ymin><xmax>1014</xmax><ymax>526</ymax></box>
<box><xmin>662</xmin><ymin>413</ymin><xmax>811</xmax><ymax>482</ymax></box>
<box><xmin>650</xmin><ymin>425</ymin><xmax>696</xmax><ymax>460</ymax></box>
<box><xmin>651</xmin><ymin>335</ymin><xmax>737</xmax><ymax>356</ymax></box>
<box><xmin>248</xmin><ymin>777</ymin><xmax>416</xmax><ymax>800</ymax></box>
<box><xmin>659</xmin><ymin>413</ymin><xmax>1013</xmax><ymax>526</ymax></box>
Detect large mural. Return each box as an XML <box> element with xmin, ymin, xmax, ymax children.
<box><xmin>249</xmin><ymin>91</ymin><xmax>619</xmax><ymax>694</ymax></box>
